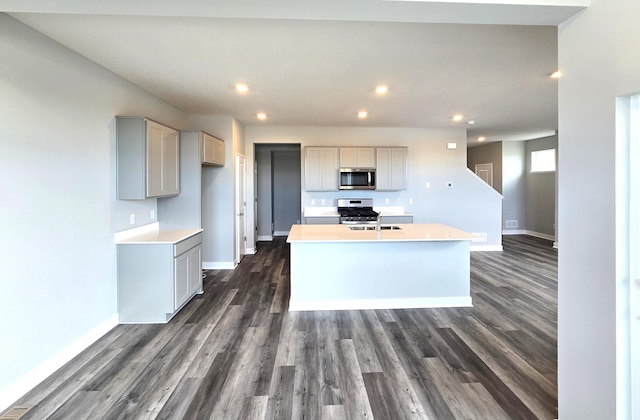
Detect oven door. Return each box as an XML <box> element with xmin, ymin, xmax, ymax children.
<box><xmin>339</xmin><ymin>168</ymin><xmax>376</xmax><ymax>190</ymax></box>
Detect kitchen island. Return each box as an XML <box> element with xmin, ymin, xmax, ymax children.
<box><xmin>286</xmin><ymin>223</ymin><xmax>477</xmax><ymax>311</ymax></box>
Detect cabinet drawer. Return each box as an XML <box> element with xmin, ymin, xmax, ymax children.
<box><xmin>174</xmin><ymin>233</ymin><xmax>202</xmax><ymax>256</ymax></box>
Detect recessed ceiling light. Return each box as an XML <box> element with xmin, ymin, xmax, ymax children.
<box><xmin>235</xmin><ymin>83</ymin><xmax>249</xmax><ymax>93</ymax></box>
<box><xmin>550</xmin><ymin>71</ymin><xmax>561</xmax><ymax>79</ymax></box>
<box><xmin>452</xmin><ymin>114</ymin><xmax>464</xmax><ymax>122</ymax></box>
<box><xmin>467</xmin><ymin>120</ymin><xmax>475</xmax><ymax>125</ymax></box>
<box><xmin>375</xmin><ymin>85</ymin><xmax>388</xmax><ymax>95</ymax></box>
<box><xmin>257</xmin><ymin>112</ymin><xmax>267</xmax><ymax>120</ymax></box>
<box><xmin>358</xmin><ymin>111</ymin><xmax>368</xmax><ymax>119</ymax></box>
<box><xmin>478</xmin><ymin>136</ymin><xmax>486</xmax><ymax>142</ymax></box>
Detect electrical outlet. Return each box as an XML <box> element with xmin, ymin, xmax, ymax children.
<box><xmin>409</xmin><ymin>198</ymin><xmax>413</xmax><ymax>204</ymax></box>
<box><xmin>321</xmin><ymin>199</ymin><xmax>325</xmax><ymax>205</ymax></box>
<box><xmin>150</xmin><ymin>209</ymin><xmax>155</xmax><ymax>220</ymax></box>
<box><xmin>311</xmin><ymin>199</ymin><xmax>315</xmax><ymax>205</ymax></box>
<box><xmin>129</xmin><ymin>213</ymin><xmax>135</xmax><ymax>224</ymax></box>
<box><xmin>426</xmin><ymin>182</ymin><xmax>430</xmax><ymax>189</ymax></box>
<box><xmin>385</xmin><ymin>198</ymin><xmax>390</xmax><ymax>204</ymax></box>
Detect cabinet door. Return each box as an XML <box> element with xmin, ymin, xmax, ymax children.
<box><xmin>147</xmin><ymin>120</ymin><xmax>179</xmax><ymax>197</ymax></box>
<box><xmin>340</xmin><ymin>147</ymin><xmax>375</xmax><ymax>168</ymax></box>
<box><xmin>187</xmin><ymin>245</ymin><xmax>202</xmax><ymax>296</ymax></box>
<box><xmin>213</xmin><ymin>138</ymin><xmax>225</xmax><ymax>166</ymax></box>
<box><xmin>321</xmin><ymin>148</ymin><xmax>339</xmax><ymax>190</ymax></box>
<box><xmin>175</xmin><ymin>245</ymin><xmax>202</xmax><ymax>310</ymax></box>
<box><xmin>339</xmin><ymin>148</ymin><xmax>357</xmax><ymax>168</ymax></box>
<box><xmin>357</xmin><ymin>148</ymin><xmax>376</xmax><ymax>168</ymax></box>
<box><xmin>162</xmin><ymin>127</ymin><xmax>180</xmax><ymax>196</ymax></box>
<box><xmin>174</xmin><ymin>251</ymin><xmax>190</xmax><ymax>310</ymax></box>
<box><xmin>306</xmin><ymin>147</ymin><xmax>338</xmax><ymax>191</ymax></box>
<box><xmin>146</xmin><ymin>122</ymin><xmax>164</xmax><ymax>197</ymax></box>
<box><xmin>376</xmin><ymin>147</ymin><xmax>407</xmax><ymax>191</ymax></box>
<box><xmin>202</xmin><ymin>133</ymin><xmax>225</xmax><ymax>166</ymax></box>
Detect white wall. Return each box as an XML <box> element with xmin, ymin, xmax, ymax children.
<box><xmin>525</xmin><ymin>135</ymin><xmax>557</xmax><ymax>237</ymax></box>
<box><xmin>558</xmin><ymin>0</ymin><xmax>640</xmax><ymax>417</ymax></box>
<box><xmin>0</xmin><ymin>14</ymin><xmax>190</xmax><ymax>410</ymax></box>
<box><xmin>245</xmin><ymin>126</ymin><xmax>502</xmax><ymax>250</ymax></box>
<box><xmin>502</xmin><ymin>141</ymin><xmax>527</xmax><ymax>233</ymax></box>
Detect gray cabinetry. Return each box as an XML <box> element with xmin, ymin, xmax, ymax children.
<box><xmin>305</xmin><ymin>147</ymin><xmax>339</xmax><ymax>191</ymax></box>
<box><xmin>381</xmin><ymin>215</ymin><xmax>413</xmax><ymax>224</ymax></box>
<box><xmin>117</xmin><ymin>232</ymin><xmax>202</xmax><ymax>323</ymax></box>
<box><xmin>116</xmin><ymin>117</ymin><xmax>180</xmax><ymax>199</ymax></box>
<box><xmin>339</xmin><ymin>147</ymin><xmax>376</xmax><ymax>168</ymax></box>
<box><xmin>305</xmin><ymin>217</ymin><xmax>340</xmax><ymax>224</ymax></box>
<box><xmin>201</xmin><ymin>132</ymin><xmax>225</xmax><ymax>166</ymax></box>
<box><xmin>376</xmin><ymin>147</ymin><xmax>407</xmax><ymax>191</ymax></box>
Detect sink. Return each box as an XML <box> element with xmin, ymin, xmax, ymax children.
<box><xmin>348</xmin><ymin>225</ymin><xmax>376</xmax><ymax>230</ymax></box>
<box><xmin>348</xmin><ymin>225</ymin><xmax>401</xmax><ymax>231</ymax></box>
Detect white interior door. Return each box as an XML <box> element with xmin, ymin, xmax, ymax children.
<box><xmin>236</xmin><ymin>154</ymin><xmax>247</xmax><ymax>263</ymax></box>
<box><xmin>475</xmin><ymin>163</ymin><xmax>494</xmax><ymax>187</ymax></box>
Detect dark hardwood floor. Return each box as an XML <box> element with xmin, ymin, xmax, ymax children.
<box><xmin>8</xmin><ymin>235</ymin><xmax>557</xmax><ymax>419</ymax></box>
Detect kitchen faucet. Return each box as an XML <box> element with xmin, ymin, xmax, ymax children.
<box><xmin>376</xmin><ymin>212</ymin><xmax>382</xmax><ymax>231</ymax></box>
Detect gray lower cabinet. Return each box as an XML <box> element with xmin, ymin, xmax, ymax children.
<box><xmin>117</xmin><ymin>232</ymin><xmax>202</xmax><ymax>323</ymax></box>
<box><xmin>117</xmin><ymin>116</ymin><xmax>180</xmax><ymax>199</ymax></box>
<box><xmin>305</xmin><ymin>217</ymin><xmax>340</xmax><ymax>224</ymax></box>
<box><xmin>381</xmin><ymin>215</ymin><xmax>413</xmax><ymax>224</ymax></box>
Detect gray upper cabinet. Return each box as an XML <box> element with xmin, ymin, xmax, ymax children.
<box><xmin>305</xmin><ymin>147</ymin><xmax>339</xmax><ymax>191</ymax></box>
<box><xmin>201</xmin><ymin>132</ymin><xmax>224</xmax><ymax>166</ymax></box>
<box><xmin>339</xmin><ymin>147</ymin><xmax>376</xmax><ymax>168</ymax></box>
<box><xmin>376</xmin><ymin>147</ymin><xmax>407</xmax><ymax>191</ymax></box>
<box><xmin>117</xmin><ymin>117</ymin><xmax>180</xmax><ymax>199</ymax></box>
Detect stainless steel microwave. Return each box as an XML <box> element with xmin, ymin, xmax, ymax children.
<box><xmin>339</xmin><ymin>168</ymin><xmax>376</xmax><ymax>190</ymax></box>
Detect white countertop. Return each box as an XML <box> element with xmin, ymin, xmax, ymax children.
<box><xmin>287</xmin><ymin>223</ymin><xmax>476</xmax><ymax>243</ymax></box>
<box><xmin>116</xmin><ymin>228</ymin><xmax>203</xmax><ymax>244</ymax></box>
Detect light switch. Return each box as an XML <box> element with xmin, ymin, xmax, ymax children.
<box><xmin>447</xmin><ymin>142</ymin><xmax>457</xmax><ymax>150</ymax></box>
<box><xmin>129</xmin><ymin>213</ymin><xmax>135</xmax><ymax>224</ymax></box>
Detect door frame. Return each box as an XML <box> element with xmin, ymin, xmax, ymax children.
<box><xmin>235</xmin><ymin>153</ymin><xmax>247</xmax><ymax>264</ymax></box>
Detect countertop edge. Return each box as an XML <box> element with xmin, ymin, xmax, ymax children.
<box><xmin>116</xmin><ymin>228</ymin><xmax>203</xmax><ymax>244</ymax></box>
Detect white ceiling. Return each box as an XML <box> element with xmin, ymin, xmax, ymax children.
<box><xmin>6</xmin><ymin>0</ymin><xmax>583</xmax><ymax>145</ymax></box>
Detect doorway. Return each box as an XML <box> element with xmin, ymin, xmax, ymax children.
<box><xmin>475</xmin><ymin>163</ymin><xmax>494</xmax><ymax>187</ymax></box>
<box><xmin>272</xmin><ymin>151</ymin><xmax>302</xmax><ymax>236</ymax></box>
<box><xmin>255</xmin><ymin>144</ymin><xmax>301</xmax><ymax>240</ymax></box>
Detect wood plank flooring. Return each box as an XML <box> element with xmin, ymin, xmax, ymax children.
<box><xmin>8</xmin><ymin>235</ymin><xmax>557</xmax><ymax>419</ymax></box>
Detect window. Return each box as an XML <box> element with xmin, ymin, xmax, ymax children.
<box><xmin>530</xmin><ymin>148</ymin><xmax>556</xmax><ymax>172</ymax></box>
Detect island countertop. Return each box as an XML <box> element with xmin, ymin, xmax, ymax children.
<box><xmin>287</xmin><ymin>223</ymin><xmax>476</xmax><ymax>243</ymax></box>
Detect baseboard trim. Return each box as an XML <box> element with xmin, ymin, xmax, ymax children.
<box><xmin>257</xmin><ymin>235</ymin><xmax>273</xmax><ymax>241</ymax></box>
<box><xmin>289</xmin><ymin>296</ymin><xmax>472</xmax><ymax>312</ymax></box>
<box><xmin>246</xmin><ymin>247</ymin><xmax>256</xmax><ymax>255</ymax></box>
<box><xmin>502</xmin><ymin>229</ymin><xmax>527</xmax><ymax>235</ymax></box>
<box><xmin>503</xmin><ymin>229</ymin><xmax>555</xmax><ymax>242</ymax></box>
<box><xmin>0</xmin><ymin>314</ymin><xmax>118</xmax><ymax>413</ymax></box>
<box><xmin>203</xmin><ymin>261</ymin><xmax>236</xmax><ymax>270</ymax></box>
<box><xmin>273</xmin><ymin>231</ymin><xmax>290</xmax><ymax>237</ymax></box>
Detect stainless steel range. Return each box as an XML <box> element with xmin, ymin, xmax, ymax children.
<box><xmin>337</xmin><ymin>198</ymin><xmax>379</xmax><ymax>224</ymax></box>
